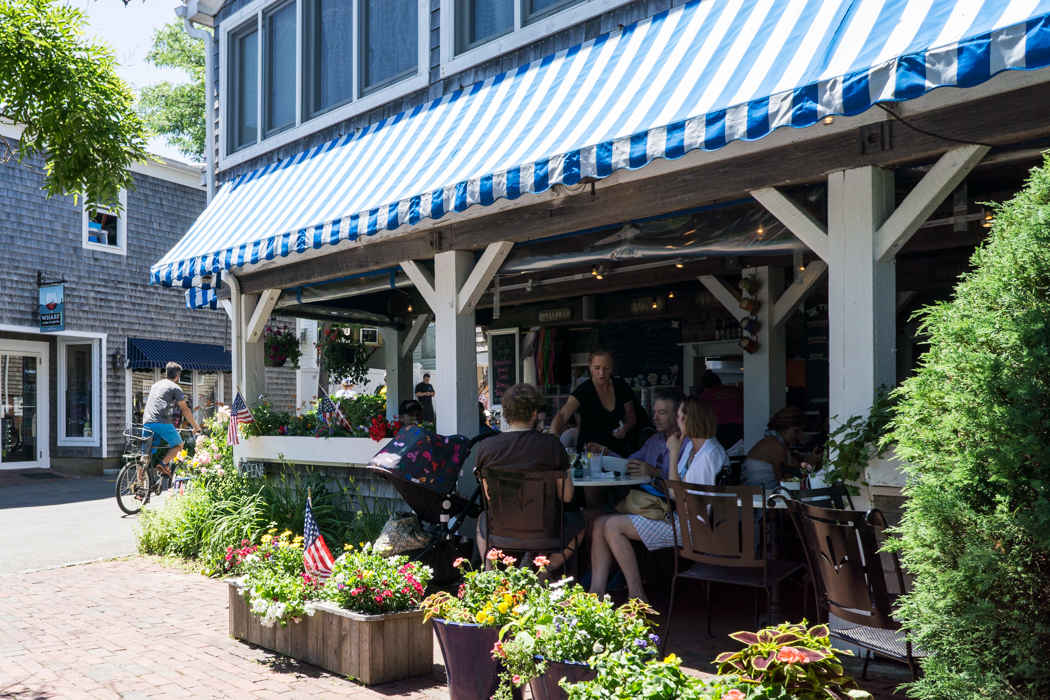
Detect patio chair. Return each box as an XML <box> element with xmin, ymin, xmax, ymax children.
<box><xmin>773</xmin><ymin>495</ymin><xmax>925</xmax><ymax>680</ymax></box>
<box><xmin>661</xmin><ymin>482</ymin><xmax>805</xmax><ymax>652</ymax></box>
<box><xmin>773</xmin><ymin>482</ymin><xmax>855</xmax><ymax>510</ymax></box>
<box><xmin>476</xmin><ymin>467</ymin><xmax>577</xmax><ymax>578</ymax></box>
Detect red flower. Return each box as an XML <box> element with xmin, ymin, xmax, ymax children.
<box><xmin>374</xmin><ymin>595</ymin><xmax>383</xmax><ymax>604</ymax></box>
<box><xmin>402</xmin><ymin>587</ymin><xmax>410</xmax><ymax>595</ymax></box>
<box><xmin>533</xmin><ymin>555</ymin><xmax>550</xmax><ymax>568</ymax></box>
<box><xmin>486</xmin><ymin>549</ymin><xmax>504</xmax><ymax>561</ymax></box>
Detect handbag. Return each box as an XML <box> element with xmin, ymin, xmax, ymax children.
<box><xmin>614</xmin><ymin>489</ymin><xmax>670</xmax><ymax>520</ymax></box>
<box><xmin>374</xmin><ymin>511</ymin><xmax>432</xmax><ymax>556</ymax></box>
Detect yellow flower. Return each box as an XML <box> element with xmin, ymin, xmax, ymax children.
<box><xmin>476</xmin><ymin>611</ymin><xmax>487</xmax><ymax>624</ymax></box>
<box><xmin>260</xmin><ymin>535</ymin><xmax>273</xmax><ymax>544</ymax></box>
<box><xmin>502</xmin><ymin>594</ymin><xmax>514</xmax><ymax>607</ymax></box>
<box><xmin>498</xmin><ymin>603</ymin><xmax>509</xmax><ymax>614</ymax></box>
<box><xmin>663</xmin><ymin>654</ymin><xmax>678</xmax><ymax>664</ymax></box>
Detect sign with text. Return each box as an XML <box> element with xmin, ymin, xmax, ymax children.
<box><xmin>39</xmin><ymin>284</ymin><xmax>64</xmax><ymax>332</ymax></box>
<box><xmin>488</xmin><ymin>329</ymin><xmax>519</xmax><ymax>405</ymax></box>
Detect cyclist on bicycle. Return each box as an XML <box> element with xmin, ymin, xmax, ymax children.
<box><xmin>143</xmin><ymin>362</ymin><xmax>201</xmax><ymax>478</ymax></box>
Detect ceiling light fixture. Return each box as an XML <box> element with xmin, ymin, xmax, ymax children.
<box><xmin>823</xmin><ymin>115</ymin><xmax>835</xmax><ymax>125</ymax></box>
<box><xmin>983</xmin><ymin>210</ymin><xmax>994</xmax><ymax>228</ymax></box>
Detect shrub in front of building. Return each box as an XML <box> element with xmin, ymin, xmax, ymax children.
<box><xmin>889</xmin><ymin>157</ymin><xmax>1050</xmax><ymax>699</ymax></box>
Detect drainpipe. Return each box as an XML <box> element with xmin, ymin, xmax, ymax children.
<box><xmin>175</xmin><ymin>1</ymin><xmax>215</xmax><ymax>202</ymax></box>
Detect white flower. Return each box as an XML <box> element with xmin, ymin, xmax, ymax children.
<box><xmin>549</xmin><ymin>577</ymin><xmax>574</xmax><ymax>589</ymax></box>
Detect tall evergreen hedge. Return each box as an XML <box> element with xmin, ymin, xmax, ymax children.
<box><xmin>890</xmin><ymin>158</ymin><xmax>1050</xmax><ymax>698</ymax></box>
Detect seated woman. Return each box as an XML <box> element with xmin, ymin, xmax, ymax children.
<box><xmin>740</xmin><ymin>406</ymin><xmax>816</xmax><ymax>489</ymax></box>
<box><xmin>588</xmin><ymin>396</ymin><xmax>727</xmax><ymax>603</ymax></box>
<box><xmin>474</xmin><ymin>383</ymin><xmax>586</xmax><ymax>578</ymax></box>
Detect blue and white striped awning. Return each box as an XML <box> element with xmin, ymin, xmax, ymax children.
<box><xmin>153</xmin><ymin>0</ymin><xmax>1050</xmax><ymax>288</ymax></box>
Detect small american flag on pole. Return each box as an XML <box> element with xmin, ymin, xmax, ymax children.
<box><xmin>304</xmin><ymin>496</ymin><xmax>334</xmax><ymax>580</ymax></box>
<box><xmin>227</xmin><ymin>390</ymin><xmax>255</xmax><ymax>446</ymax></box>
<box><xmin>318</xmin><ymin>393</ymin><xmax>350</xmax><ymax>430</ymax></box>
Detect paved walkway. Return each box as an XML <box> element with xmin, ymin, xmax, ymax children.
<box><xmin>0</xmin><ymin>558</ymin><xmax>448</xmax><ymax>700</ymax></box>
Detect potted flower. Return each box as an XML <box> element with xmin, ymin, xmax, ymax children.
<box><xmin>235</xmin><ymin>530</ymin><xmax>321</xmax><ymax>628</ymax></box>
<box><xmin>263</xmin><ymin>324</ymin><xmax>302</xmax><ymax>369</ymax></box>
<box><xmin>422</xmin><ymin>550</ymin><xmax>546</xmax><ymax>700</ymax></box>
<box><xmin>561</xmin><ymin>649</ymin><xmax>750</xmax><ymax>699</ymax></box>
<box><xmin>492</xmin><ymin>580</ymin><xmax>658</xmax><ymax>700</ymax></box>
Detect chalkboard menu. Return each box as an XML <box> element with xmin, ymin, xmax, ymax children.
<box><xmin>598</xmin><ymin>320</ymin><xmax>682</xmax><ymax>387</ymax></box>
<box><xmin>489</xmin><ymin>330</ymin><xmax>519</xmax><ymax>404</ymax></box>
<box><xmin>804</xmin><ymin>299</ymin><xmax>829</xmax><ymax>412</ymax></box>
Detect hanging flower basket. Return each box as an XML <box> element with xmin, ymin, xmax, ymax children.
<box><xmin>317</xmin><ymin>324</ymin><xmax>373</xmax><ymax>384</ymax></box>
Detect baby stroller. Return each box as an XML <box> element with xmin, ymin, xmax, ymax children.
<box><xmin>367</xmin><ymin>425</ymin><xmax>489</xmax><ymax>582</ymax></box>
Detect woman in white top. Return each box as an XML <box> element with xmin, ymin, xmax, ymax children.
<box><xmin>588</xmin><ymin>396</ymin><xmax>727</xmax><ymax>604</ymax></box>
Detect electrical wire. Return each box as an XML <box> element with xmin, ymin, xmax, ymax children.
<box><xmin>874</xmin><ymin>103</ymin><xmax>1034</xmax><ymax>150</ymax></box>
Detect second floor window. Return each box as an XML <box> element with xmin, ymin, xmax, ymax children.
<box><xmin>457</xmin><ymin>0</ymin><xmax>513</xmax><ymax>53</ymax></box>
<box><xmin>226</xmin><ymin>0</ymin><xmax>425</xmax><ymax>157</ymax></box>
<box><xmin>82</xmin><ymin>192</ymin><xmax>127</xmax><ymax>255</ymax></box>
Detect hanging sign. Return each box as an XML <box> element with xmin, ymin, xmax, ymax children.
<box><xmin>39</xmin><ymin>284</ymin><xmax>65</xmax><ymax>332</ymax></box>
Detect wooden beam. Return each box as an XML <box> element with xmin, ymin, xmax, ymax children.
<box><xmin>245</xmin><ymin>288</ymin><xmax>280</xmax><ymax>344</ymax></box>
<box><xmin>238</xmin><ymin>82</ymin><xmax>1050</xmax><ymax>294</ymax></box>
<box><xmin>699</xmin><ymin>275</ymin><xmax>747</xmax><ymax>321</ymax></box>
<box><xmin>458</xmin><ymin>241</ymin><xmax>513</xmax><ymax>315</ymax></box>
<box><xmin>875</xmin><ymin>144</ymin><xmax>990</xmax><ymax>262</ymax></box>
<box><xmin>773</xmin><ymin>259</ymin><xmax>828</xmax><ymax>328</ymax></box>
<box><xmin>750</xmin><ymin>187</ymin><xmax>829</xmax><ymax>262</ymax></box>
<box><xmin>400</xmin><ymin>261</ymin><xmax>436</xmax><ymax>308</ymax></box>
<box><xmin>402</xmin><ymin>313</ymin><xmax>433</xmax><ymax>360</ymax></box>
<box><xmin>220</xmin><ymin>299</ymin><xmax>234</xmax><ymax>321</ymax></box>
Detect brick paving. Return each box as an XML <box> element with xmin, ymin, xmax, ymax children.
<box><xmin>0</xmin><ymin>558</ymin><xmax>448</xmax><ymax>700</ymax></box>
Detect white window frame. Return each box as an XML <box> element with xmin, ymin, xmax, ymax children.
<box><xmin>81</xmin><ymin>190</ymin><xmax>128</xmax><ymax>256</ymax></box>
<box><xmin>57</xmin><ymin>338</ymin><xmax>102</xmax><ymax>447</ymax></box>
<box><xmin>124</xmin><ymin>368</ymin><xmax>228</xmax><ymax>430</ymax></box>
<box><xmin>440</xmin><ymin>0</ymin><xmax>633</xmax><ymax>78</ymax></box>
<box><xmin>220</xmin><ymin>0</ymin><xmax>429</xmax><ymax>171</ymax></box>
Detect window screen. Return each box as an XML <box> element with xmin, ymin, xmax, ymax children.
<box><xmin>457</xmin><ymin>0</ymin><xmax>513</xmax><ymax>53</ymax></box>
<box><xmin>361</xmin><ymin>0</ymin><xmax>417</xmax><ymax>93</ymax></box>
<box><xmin>265</xmin><ymin>2</ymin><xmax>297</xmax><ymax>135</ymax></box>
<box><xmin>305</xmin><ymin>0</ymin><xmax>354</xmax><ymax>118</ymax></box>
<box><xmin>231</xmin><ymin>25</ymin><xmax>260</xmax><ymax>152</ymax></box>
<box><xmin>524</xmin><ymin>0</ymin><xmax>581</xmax><ymax>24</ymax></box>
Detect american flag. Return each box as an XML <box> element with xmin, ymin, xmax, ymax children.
<box><xmin>303</xmin><ymin>497</ymin><xmax>334</xmax><ymax>580</ymax></box>
<box><xmin>227</xmin><ymin>390</ymin><xmax>255</xmax><ymax>446</ymax></box>
<box><xmin>318</xmin><ymin>393</ymin><xmax>349</xmax><ymax>430</ymax></box>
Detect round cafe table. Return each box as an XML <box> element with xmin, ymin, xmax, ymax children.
<box><xmin>571</xmin><ymin>473</ymin><xmax>650</xmax><ymax>487</ymax></box>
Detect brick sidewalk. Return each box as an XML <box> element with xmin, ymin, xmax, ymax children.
<box><xmin>0</xmin><ymin>558</ymin><xmax>448</xmax><ymax>700</ymax></box>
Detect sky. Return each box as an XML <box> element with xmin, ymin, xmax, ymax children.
<box><xmin>77</xmin><ymin>0</ymin><xmax>196</xmax><ymax>164</ymax></box>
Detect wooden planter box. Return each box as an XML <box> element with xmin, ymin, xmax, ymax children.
<box><xmin>228</xmin><ymin>581</ymin><xmax>432</xmax><ymax>685</ymax></box>
<box><xmin>234</xmin><ymin>435</ymin><xmax>391</xmax><ymax>467</ymax></box>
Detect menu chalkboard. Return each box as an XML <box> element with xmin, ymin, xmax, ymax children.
<box><xmin>598</xmin><ymin>320</ymin><xmax>682</xmax><ymax>387</ymax></box>
<box><xmin>489</xmin><ymin>330</ymin><xmax>519</xmax><ymax>404</ymax></box>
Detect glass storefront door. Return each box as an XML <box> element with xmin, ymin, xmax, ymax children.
<box><xmin>1</xmin><ymin>354</ymin><xmax>40</xmax><ymax>465</ymax></box>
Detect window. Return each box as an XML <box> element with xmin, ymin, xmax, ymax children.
<box><xmin>223</xmin><ymin>0</ymin><xmax>427</xmax><ymax>163</ymax></box>
<box><xmin>58</xmin><ymin>339</ymin><xmax>100</xmax><ymax>446</ymax></box>
<box><xmin>265</xmin><ymin>1</ymin><xmax>297</xmax><ymax>135</ymax></box>
<box><xmin>456</xmin><ymin>0</ymin><xmax>513</xmax><ymax>53</ymax></box>
<box><xmin>360</xmin><ymin>0</ymin><xmax>418</xmax><ymax>93</ymax></box>
<box><xmin>522</xmin><ymin>0</ymin><xmax>581</xmax><ymax>24</ymax></box>
<box><xmin>304</xmin><ymin>0</ymin><xmax>354</xmax><ymax>119</ymax></box>
<box><xmin>81</xmin><ymin>191</ymin><xmax>127</xmax><ymax>255</ymax></box>
<box><xmin>231</xmin><ymin>24</ymin><xmax>260</xmax><ymax>152</ymax></box>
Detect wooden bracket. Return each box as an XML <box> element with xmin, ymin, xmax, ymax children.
<box><xmin>772</xmin><ymin>260</ymin><xmax>828</xmax><ymax>328</ymax></box>
<box><xmin>458</xmin><ymin>241</ymin><xmax>513</xmax><ymax>315</ymax></box>
<box><xmin>699</xmin><ymin>275</ymin><xmax>747</xmax><ymax>321</ymax></box>
<box><xmin>751</xmin><ymin>187</ymin><xmax>829</xmax><ymax>262</ymax></box>
<box><xmin>401</xmin><ymin>261</ymin><xmax>437</xmax><ymax>308</ymax></box>
<box><xmin>402</xmin><ymin>314</ymin><xmax>433</xmax><ymax>360</ymax></box>
<box><xmin>245</xmin><ymin>289</ymin><xmax>281</xmax><ymax>344</ymax></box>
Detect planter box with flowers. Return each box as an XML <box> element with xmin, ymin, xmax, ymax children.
<box><xmin>229</xmin><ymin>537</ymin><xmax>434</xmax><ymax>685</ymax></box>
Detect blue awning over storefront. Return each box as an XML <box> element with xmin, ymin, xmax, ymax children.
<box><xmin>153</xmin><ymin>0</ymin><xmax>1050</xmax><ymax>290</ymax></box>
<box><xmin>126</xmin><ymin>338</ymin><xmax>232</xmax><ymax>372</ymax></box>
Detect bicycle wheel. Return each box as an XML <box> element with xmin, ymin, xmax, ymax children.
<box><xmin>116</xmin><ymin>461</ymin><xmax>152</xmax><ymax>515</ymax></box>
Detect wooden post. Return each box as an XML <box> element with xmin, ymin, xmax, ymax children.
<box><xmin>743</xmin><ymin>266</ymin><xmax>786</xmax><ymax>450</ymax></box>
<box><xmin>295</xmin><ymin>319</ymin><xmax>320</xmax><ymax>414</ymax></box>
<box><xmin>240</xmin><ymin>292</ymin><xmax>266</xmax><ymax>406</ymax></box>
<box><xmin>433</xmin><ymin>250</ymin><xmax>478</xmax><ymax>438</ymax></box>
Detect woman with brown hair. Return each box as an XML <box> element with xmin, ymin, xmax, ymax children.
<box><xmin>551</xmin><ymin>348</ymin><xmax>637</xmax><ymax>457</ymax></box>
<box><xmin>587</xmin><ymin>396</ymin><xmax>728</xmax><ymax>603</ymax></box>
<box><xmin>741</xmin><ymin>405</ymin><xmax>814</xmax><ymax>489</ymax></box>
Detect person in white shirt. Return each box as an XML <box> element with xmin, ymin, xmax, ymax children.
<box><xmin>587</xmin><ymin>396</ymin><xmax>727</xmax><ymax>603</ymax></box>
<box><xmin>334</xmin><ymin>379</ymin><xmax>357</xmax><ymax>399</ymax></box>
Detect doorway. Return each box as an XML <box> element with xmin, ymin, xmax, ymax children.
<box><xmin>0</xmin><ymin>340</ymin><xmax>49</xmax><ymax>469</ymax></box>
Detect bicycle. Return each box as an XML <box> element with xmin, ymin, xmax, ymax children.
<box><xmin>116</xmin><ymin>425</ymin><xmax>193</xmax><ymax>515</ymax></box>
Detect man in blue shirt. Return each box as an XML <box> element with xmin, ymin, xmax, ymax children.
<box><xmin>626</xmin><ymin>388</ymin><xmax>686</xmax><ymax>491</ymax></box>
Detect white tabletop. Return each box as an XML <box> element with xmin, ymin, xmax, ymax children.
<box><xmin>571</xmin><ymin>473</ymin><xmax>650</xmax><ymax>487</ymax></box>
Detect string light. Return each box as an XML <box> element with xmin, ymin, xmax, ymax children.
<box><xmin>983</xmin><ymin>210</ymin><xmax>994</xmax><ymax>228</ymax></box>
<box><xmin>651</xmin><ymin>295</ymin><xmax>658</xmax><ymax>310</ymax></box>
<box><xmin>407</xmin><ymin>303</ymin><xmax>413</xmax><ymax>313</ymax></box>
<box><xmin>591</xmin><ymin>264</ymin><xmax>598</xmax><ymax>276</ymax></box>
<box><xmin>823</xmin><ymin>115</ymin><xmax>835</xmax><ymax>125</ymax></box>
<box><xmin>674</xmin><ymin>259</ymin><xmax>684</xmax><ymax>269</ymax></box>
<box><xmin>668</xmin><ymin>290</ymin><xmax>675</xmax><ymax>299</ymax></box>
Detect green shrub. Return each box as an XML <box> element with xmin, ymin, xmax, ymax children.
<box><xmin>889</xmin><ymin>157</ymin><xmax>1050</xmax><ymax>698</ymax></box>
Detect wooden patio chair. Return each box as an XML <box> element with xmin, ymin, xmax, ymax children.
<box><xmin>661</xmin><ymin>482</ymin><xmax>804</xmax><ymax>652</ymax></box>
<box><xmin>476</xmin><ymin>467</ymin><xmax>577</xmax><ymax>578</ymax></box>
<box><xmin>773</xmin><ymin>495</ymin><xmax>925</xmax><ymax>680</ymax></box>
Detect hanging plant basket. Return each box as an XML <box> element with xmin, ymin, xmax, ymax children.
<box><xmin>264</xmin><ymin>357</ymin><xmax>287</xmax><ymax>368</ymax></box>
<box><xmin>317</xmin><ymin>324</ymin><xmax>374</xmax><ymax>384</ymax></box>
<box><xmin>263</xmin><ymin>324</ymin><xmax>302</xmax><ymax>369</ymax></box>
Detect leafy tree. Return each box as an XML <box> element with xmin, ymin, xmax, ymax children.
<box><xmin>0</xmin><ymin>0</ymin><xmax>150</xmax><ymax>208</ymax></box>
<box><xmin>138</xmin><ymin>20</ymin><xmax>207</xmax><ymax>162</ymax></box>
<box><xmin>888</xmin><ymin>157</ymin><xmax>1050</xmax><ymax>698</ymax></box>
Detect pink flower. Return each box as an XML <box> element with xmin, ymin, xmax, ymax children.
<box><xmin>723</xmin><ymin>691</ymin><xmax>746</xmax><ymax>700</ymax></box>
<box><xmin>533</xmin><ymin>555</ymin><xmax>550</xmax><ymax>568</ymax></box>
<box><xmin>502</xmin><ymin>555</ymin><xmax>517</xmax><ymax>566</ymax></box>
<box><xmin>453</xmin><ymin>557</ymin><xmax>467</xmax><ymax>569</ymax></box>
<box><xmin>776</xmin><ymin>647</ymin><xmax>809</xmax><ymax>665</ymax></box>
<box><xmin>512</xmin><ymin>675</ymin><xmax>522</xmax><ymax>685</ymax></box>
<box><xmin>486</xmin><ymin>549</ymin><xmax>504</xmax><ymax>561</ymax></box>
<box><xmin>374</xmin><ymin>595</ymin><xmax>383</xmax><ymax>604</ymax></box>
<box><xmin>196</xmin><ymin>451</ymin><xmax>212</xmax><ymax>466</ymax></box>
<box><xmin>215</xmin><ymin>468</ymin><xmax>225</xmax><ymax>476</ymax></box>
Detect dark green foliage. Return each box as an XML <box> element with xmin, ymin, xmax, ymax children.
<box><xmin>889</xmin><ymin>157</ymin><xmax>1050</xmax><ymax>699</ymax></box>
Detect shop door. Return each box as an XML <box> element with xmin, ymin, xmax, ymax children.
<box><xmin>0</xmin><ymin>341</ymin><xmax>49</xmax><ymax>469</ymax></box>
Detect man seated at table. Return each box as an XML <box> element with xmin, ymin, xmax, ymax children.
<box><xmin>475</xmin><ymin>383</ymin><xmax>586</xmax><ymax>578</ymax></box>
<box><xmin>625</xmin><ymin>388</ymin><xmax>687</xmax><ymax>491</ymax></box>
<box><xmin>588</xmin><ymin>396</ymin><xmax>728</xmax><ymax>603</ymax></box>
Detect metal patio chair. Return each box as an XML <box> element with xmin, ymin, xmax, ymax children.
<box><xmin>773</xmin><ymin>481</ymin><xmax>855</xmax><ymax>510</ymax></box>
<box><xmin>774</xmin><ymin>495</ymin><xmax>925</xmax><ymax>680</ymax></box>
<box><xmin>661</xmin><ymin>482</ymin><xmax>804</xmax><ymax>652</ymax></box>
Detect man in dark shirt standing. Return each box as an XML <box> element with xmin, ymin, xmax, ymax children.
<box><xmin>415</xmin><ymin>373</ymin><xmax>435</xmax><ymax>423</ymax></box>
